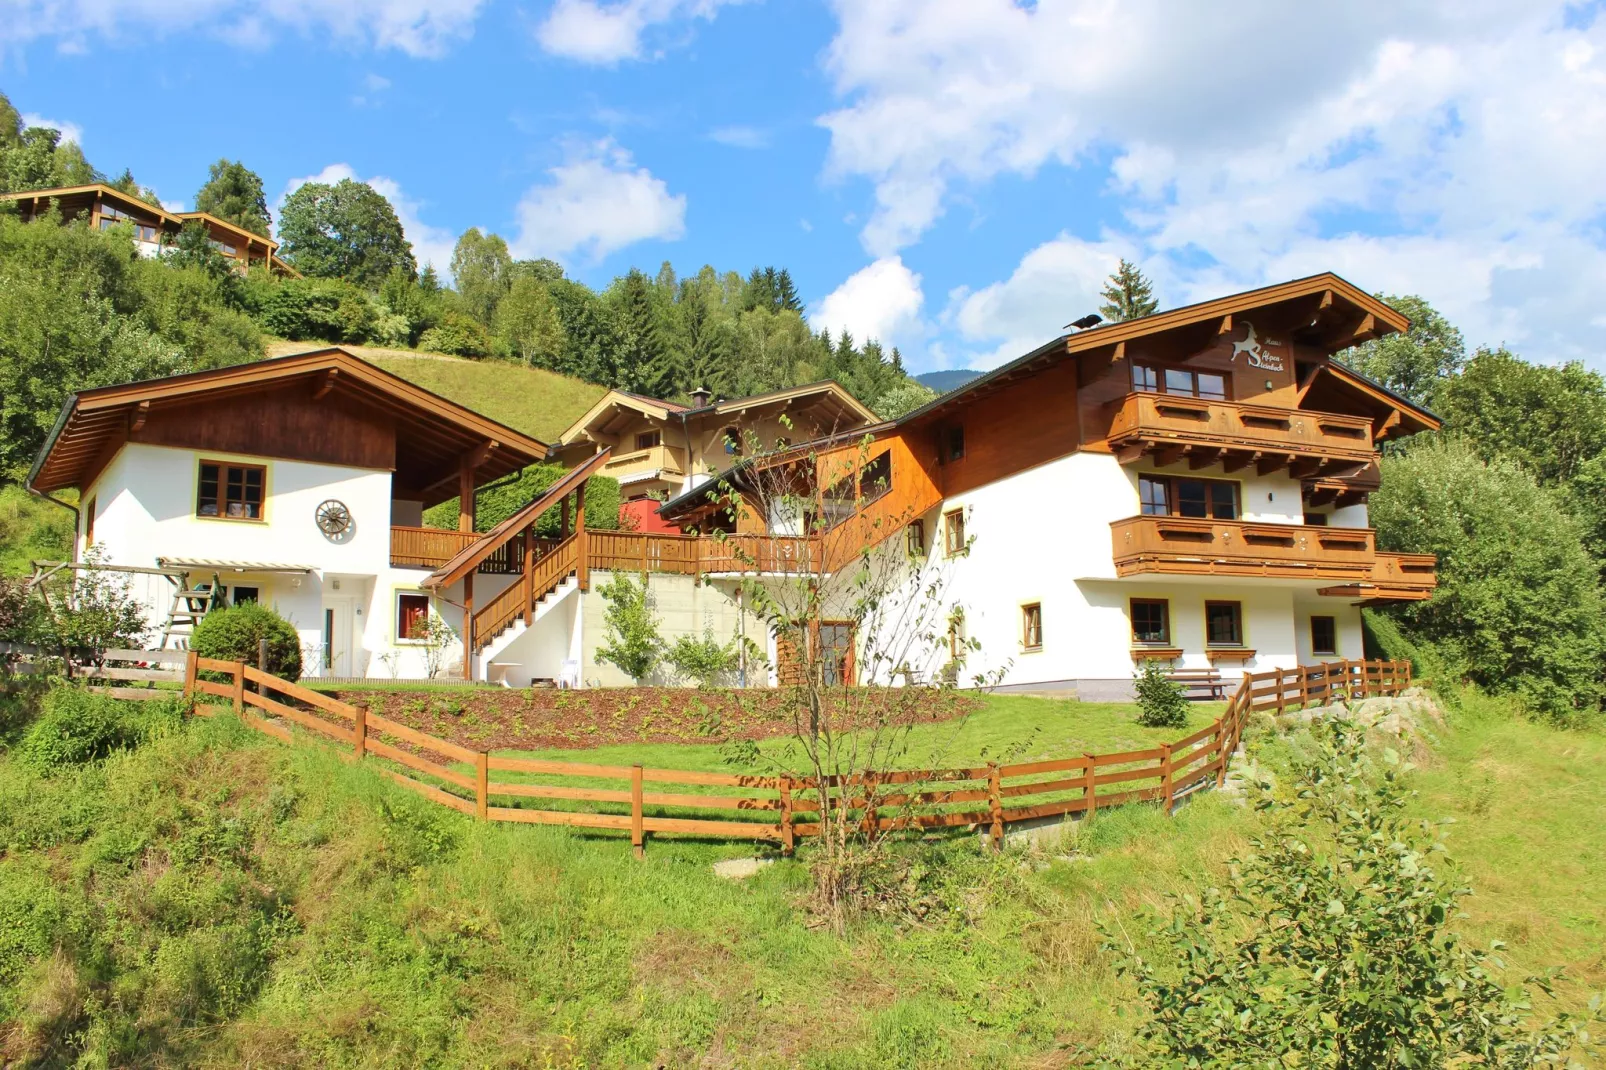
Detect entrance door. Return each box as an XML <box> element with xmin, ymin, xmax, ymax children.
<box><xmin>322</xmin><ymin>598</ymin><xmax>355</xmax><ymax>677</ymax></box>
<box><xmin>774</xmin><ymin>621</ymin><xmax>856</xmax><ymax>687</ymax></box>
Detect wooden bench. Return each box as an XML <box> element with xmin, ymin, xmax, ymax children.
<box><xmin>1165</xmin><ymin>668</ymin><xmax>1226</xmax><ymax>700</ymax></box>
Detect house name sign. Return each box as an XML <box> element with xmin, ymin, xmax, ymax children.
<box><xmin>1230</xmin><ymin>322</ymin><xmax>1285</xmax><ymax>372</ymax></box>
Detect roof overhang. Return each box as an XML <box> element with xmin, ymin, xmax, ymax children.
<box><xmin>27</xmin><ymin>348</ymin><xmax>550</xmax><ymax>499</ymax></box>
<box><xmin>558</xmin><ymin>381</ymin><xmax>878</xmax><ymax>446</ymax></box>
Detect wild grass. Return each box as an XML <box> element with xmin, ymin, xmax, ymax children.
<box><xmin>0</xmin><ymin>484</ymin><xmax>74</xmax><ymax>576</ymax></box>
<box><xmin>0</xmin><ymin>687</ymin><xmax>1598</xmax><ymax>1067</ymax></box>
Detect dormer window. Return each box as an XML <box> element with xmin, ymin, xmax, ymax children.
<box><xmin>635</xmin><ymin>430</ymin><xmax>661</xmax><ymax>450</ymax></box>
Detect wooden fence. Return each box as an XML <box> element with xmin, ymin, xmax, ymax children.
<box><xmin>181</xmin><ymin>654</ymin><xmax>1411</xmax><ymax>855</ymax></box>
<box><xmin>2</xmin><ymin>643</ymin><xmax>186</xmax><ymax>699</ymax></box>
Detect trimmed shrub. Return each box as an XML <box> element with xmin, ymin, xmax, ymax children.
<box><xmin>417</xmin><ymin>312</ymin><xmax>492</xmax><ymax>357</ymax></box>
<box><xmin>191</xmin><ymin>602</ymin><xmax>303</xmax><ymax>679</ymax></box>
<box><xmin>1133</xmin><ymin>660</ymin><xmax>1188</xmax><ymax>728</ymax></box>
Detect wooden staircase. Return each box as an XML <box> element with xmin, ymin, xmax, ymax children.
<box><xmin>470</xmin><ymin>533</ymin><xmax>580</xmax><ymax>655</ymax></box>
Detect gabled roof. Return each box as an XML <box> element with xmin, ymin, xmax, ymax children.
<box><xmin>899</xmin><ymin>272</ymin><xmax>1420</xmax><ymax>427</ymax></box>
<box><xmin>28</xmin><ymin>347</ymin><xmax>550</xmax><ymax>498</ymax></box>
<box><xmin>558</xmin><ymin>381</ymin><xmax>878</xmax><ymax>445</ymax></box>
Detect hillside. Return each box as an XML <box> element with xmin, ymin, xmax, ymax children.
<box><xmin>266</xmin><ymin>341</ymin><xmax>607</xmax><ymax>442</ymax></box>
<box><xmin>916</xmin><ymin>369</ymin><xmax>982</xmax><ymax>394</ymax></box>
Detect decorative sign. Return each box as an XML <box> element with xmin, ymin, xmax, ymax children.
<box><xmin>1229</xmin><ymin>321</ymin><xmax>1285</xmax><ymax>372</ymax></box>
<box><xmin>315</xmin><ymin>499</ymin><xmax>353</xmax><ymax>537</ymax></box>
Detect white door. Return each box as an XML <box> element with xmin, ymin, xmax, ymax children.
<box><xmin>322</xmin><ymin>598</ymin><xmax>355</xmax><ymax>677</ymax></box>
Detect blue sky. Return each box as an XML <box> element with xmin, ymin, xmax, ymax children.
<box><xmin>4</xmin><ymin>0</ymin><xmax>1604</xmax><ymax>373</ymax></box>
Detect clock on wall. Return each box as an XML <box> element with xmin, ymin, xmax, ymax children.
<box><xmin>315</xmin><ymin>499</ymin><xmax>353</xmax><ymax>538</ymax></box>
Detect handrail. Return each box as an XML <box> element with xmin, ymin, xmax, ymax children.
<box><xmin>471</xmin><ymin>533</ymin><xmax>579</xmax><ymax>652</ymax></box>
<box><xmin>182</xmin><ymin>652</ymin><xmax>1411</xmax><ymax>857</ymax></box>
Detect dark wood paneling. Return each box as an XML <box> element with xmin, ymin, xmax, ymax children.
<box><xmin>933</xmin><ymin>359</ymin><xmax>1082</xmax><ymax>497</ymax></box>
<box><xmin>132</xmin><ymin>385</ymin><xmax>396</xmax><ymax>471</ymax></box>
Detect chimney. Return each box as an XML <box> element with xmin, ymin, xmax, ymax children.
<box><xmin>689</xmin><ymin>386</ymin><xmax>712</xmax><ymax>407</ymax></box>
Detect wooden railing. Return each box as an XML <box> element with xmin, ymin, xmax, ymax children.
<box><xmin>1106</xmin><ymin>393</ymin><xmax>1375</xmax><ymax>464</ymax></box>
<box><xmin>601</xmin><ymin>444</ymin><xmax>688</xmax><ymax>480</ymax></box>
<box><xmin>1111</xmin><ymin>515</ymin><xmax>1378</xmax><ymax>580</ymax></box>
<box><xmin>391</xmin><ymin>526</ymin><xmax>482</xmax><ymax>569</ymax></box>
<box><xmin>585</xmin><ymin>531</ymin><xmax>820</xmax><ymax>577</ymax></box>
<box><xmin>2</xmin><ymin>644</ymin><xmax>185</xmax><ymax>700</ymax></box>
<box><xmin>471</xmin><ymin>534</ymin><xmax>580</xmax><ymax>653</ymax></box>
<box><xmin>182</xmin><ymin>654</ymin><xmax>1410</xmax><ymax>855</ymax></box>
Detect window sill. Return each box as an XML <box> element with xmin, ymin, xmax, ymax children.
<box><xmin>1020</xmin><ymin>645</ymin><xmax>1043</xmax><ymax>655</ymax></box>
<box><xmin>1205</xmin><ymin>647</ymin><xmax>1256</xmax><ymax>662</ymax></box>
<box><xmin>194</xmin><ymin>514</ymin><xmax>267</xmax><ymax>524</ymax></box>
<box><xmin>1131</xmin><ymin>646</ymin><xmax>1183</xmax><ymax>660</ymax></box>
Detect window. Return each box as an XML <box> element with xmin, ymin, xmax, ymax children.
<box><xmin>906</xmin><ymin>519</ymin><xmax>926</xmax><ymax>557</ymax></box>
<box><xmin>1205</xmin><ymin>601</ymin><xmax>1243</xmax><ymax>647</ymax></box>
<box><xmin>134</xmin><ymin>223</ymin><xmax>158</xmax><ymax>243</ymax></box>
<box><xmin>397</xmin><ymin>593</ymin><xmax>431</xmax><ymax>642</ymax></box>
<box><xmin>1311</xmin><ymin>615</ymin><xmax>1337</xmax><ymax>656</ymax></box>
<box><xmin>1131</xmin><ymin>598</ymin><xmax>1170</xmax><ymax>645</ymax></box>
<box><xmin>323</xmin><ymin>608</ymin><xmax>335</xmax><ymax>670</ymax></box>
<box><xmin>1131</xmin><ymin>363</ymin><xmax>1228</xmax><ymax>400</ymax></box>
<box><xmin>1139</xmin><ymin>475</ymin><xmax>1238</xmax><ymax>520</ymax></box>
<box><xmin>230</xmin><ymin>586</ymin><xmax>260</xmax><ymax>606</ymax></box>
<box><xmin>945</xmin><ymin>425</ymin><xmax>965</xmax><ymax>463</ymax></box>
<box><xmin>722</xmin><ymin>426</ymin><xmax>742</xmax><ymax>456</ymax></box>
<box><xmin>635</xmin><ymin>430</ymin><xmax>662</xmax><ymax>450</ymax></box>
<box><xmin>1303</xmin><ymin>512</ymin><xmax>1329</xmax><ymax>526</ymax></box>
<box><xmin>196</xmin><ymin>461</ymin><xmax>265</xmax><ymax>520</ymax></box>
<box><xmin>944</xmin><ymin>509</ymin><xmax>966</xmax><ymax>556</ymax></box>
<box><xmin>1021</xmin><ymin>603</ymin><xmax>1043</xmax><ymax>651</ymax></box>
<box><xmin>859</xmin><ymin>451</ymin><xmax>892</xmax><ymax>504</ymax></box>
<box><xmin>84</xmin><ymin>496</ymin><xmax>96</xmax><ymax>546</ymax></box>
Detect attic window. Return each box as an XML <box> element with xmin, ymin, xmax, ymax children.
<box><xmin>944</xmin><ymin>426</ymin><xmax>965</xmax><ymax>463</ymax></box>
<box><xmin>196</xmin><ymin>461</ymin><xmax>264</xmax><ymax>521</ymax></box>
<box><xmin>635</xmin><ymin>430</ymin><xmax>661</xmax><ymax>450</ymax></box>
<box><xmin>723</xmin><ymin>427</ymin><xmax>743</xmax><ymax>456</ymax></box>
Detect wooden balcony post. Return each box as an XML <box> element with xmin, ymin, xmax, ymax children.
<box><xmin>458</xmin><ymin>459</ymin><xmax>475</xmax><ymax>534</ymax></box>
<box><xmin>560</xmin><ymin>496</ymin><xmax>571</xmax><ymax>539</ymax></box>
<box><xmin>575</xmin><ymin>486</ymin><xmax>589</xmax><ymax>591</ymax></box>
<box><xmin>523</xmin><ymin>522</ymin><xmax>535</xmax><ymax>616</ymax></box>
<box><xmin>462</xmin><ymin>572</ymin><xmax>475</xmax><ymax>682</ymax></box>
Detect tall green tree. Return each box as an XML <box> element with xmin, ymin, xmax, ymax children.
<box><xmin>1098</xmin><ymin>259</ymin><xmax>1158</xmax><ymax>322</ymax></box>
<box><xmin>610</xmin><ymin>268</ymin><xmax>676</xmax><ymax>396</ymax></box>
<box><xmin>450</xmin><ymin>227</ymin><xmax>512</xmax><ymax>326</ymax></box>
<box><xmin>277</xmin><ymin>178</ymin><xmax>416</xmax><ymax>287</ymax></box>
<box><xmin>0</xmin><ymin>93</ymin><xmax>96</xmax><ymax>194</ymax></box>
<box><xmin>193</xmin><ymin>159</ymin><xmax>272</xmax><ymax>237</ymax></box>
<box><xmin>1371</xmin><ymin>437</ymin><xmax>1605</xmax><ymax>722</ymax></box>
<box><xmin>1338</xmin><ymin>294</ymin><xmax>1465</xmax><ymax>408</ymax></box>
<box><xmin>494</xmin><ymin>275</ymin><xmax>565</xmax><ymax>366</ymax></box>
<box><xmin>1433</xmin><ymin>346</ymin><xmax>1606</xmax><ymax>485</ymax></box>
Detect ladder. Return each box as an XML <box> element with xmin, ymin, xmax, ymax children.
<box><xmin>158</xmin><ymin>574</ymin><xmax>219</xmax><ymax>650</ymax></box>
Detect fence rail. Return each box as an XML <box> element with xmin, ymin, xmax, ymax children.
<box><xmin>2</xmin><ymin>643</ymin><xmax>186</xmax><ymax>699</ymax></box>
<box><xmin>179</xmin><ymin>654</ymin><xmax>1410</xmax><ymax>855</ymax></box>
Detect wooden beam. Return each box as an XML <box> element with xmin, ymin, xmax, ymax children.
<box><xmin>462</xmin><ymin>573</ymin><xmax>474</xmax><ymax>681</ymax></box>
<box><xmin>1336</xmin><ymin>490</ymin><xmax>1369</xmax><ymax>508</ymax></box>
<box><xmin>1222</xmin><ymin>451</ymin><xmax>1259</xmax><ymax>474</ymax></box>
<box><xmin>1112</xmin><ymin>340</ymin><xmax>1126</xmax><ymax>361</ymax></box>
<box><xmin>1217</xmin><ymin>314</ymin><xmax>1233</xmax><ymax>335</ymax></box>
<box><xmin>1307</xmin><ymin>486</ymin><xmax>1340</xmax><ymax>508</ymax></box>
<box><xmin>1289</xmin><ymin>458</ymin><xmax>1322</xmax><ymax>479</ymax></box>
<box><xmin>1114</xmin><ymin>443</ymin><xmax>1147</xmax><ymax>465</ymax></box>
<box><xmin>1375</xmin><ymin>409</ymin><xmax>1403</xmax><ymax>440</ymax></box>
<box><xmin>312</xmin><ymin>368</ymin><xmax>338</xmax><ymax>400</ymax></box>
<box><xmin>1154</xmin><ymin>445</ymin><xmax>1188</xmax><ymax>468</ymax></box>
<box><xmin>1188</xmin><ymin>448</ymin><xmax>1224</xmax><ymax>471</ymax></box>
<box><xmin>1257</xmin><ymin>453</ymin><xmax>1296</xmax><ymax>476</ymax></box>
<box><xmin>1351</xmin><ymin>313</ymin><xmax>1376</xmax><ymax>341</ymax></box>
<box><xmin>1318</xmin><ymin>290</ymin><xmax>1334</xmax><ymax>311</ymax></box>
<box><xmin>575</xmin><ymin>485</ymin><xmax>589</xmax><ymax>592</ymax></box>
<box><xmin>129</xmin><ymin>400</ymin><xmax>150</xmax><ymax>433</ymax></box>
<box><xmin>458</xmin><ymin>461</ymin><xmax>476</xmax><ymax>534</ymax></box>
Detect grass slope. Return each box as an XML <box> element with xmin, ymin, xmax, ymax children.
<box><xmin>265</xmin><ymin>341</ymin><xmax>607</xmax><ymax>442</ymax></box>
<box><xmin>0</xmin><ymin>692</ymin><xmax>1598</xmax><ymax>1066</ymax></box>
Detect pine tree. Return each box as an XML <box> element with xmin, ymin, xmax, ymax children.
<box><xmin>1099</xmin><ymin>258</ymin><xmax>1159</xmax><ymax>322</ymax></box>
<box><xmin>614</xmin><ymin>268</ymin><xmax>678</xmax><ymax>397</ymax></box>
<box><xmin>776</xmin><ymin>268</ymin><xmax>803</xmax><ymax>313</ymax></box>
<box><xmin>890</xmin><ymin>346</ymin><xmax>905</xmax><ymax>375</ymax></box>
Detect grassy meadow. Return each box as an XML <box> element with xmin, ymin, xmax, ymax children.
<box><xmin>1</xmin><ymin>686</ymin><xmax>1601</xmax><ymax>1067</ymax></box>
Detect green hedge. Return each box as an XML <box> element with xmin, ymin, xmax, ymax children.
<box><xmin>191</xmin><ymin>602</ymin><xmax>303</xmax><ymax>679</ymax></box>
<box><xmin>423</xmin><ymin>464</ymin><xmax>621</xmax><ymax>537</ymax></box>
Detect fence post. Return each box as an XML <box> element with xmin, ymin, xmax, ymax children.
<box><xmin>779</xmin><ymin>777</ymin><xmax>794</xmax><ymax>856</ymax></box>
<box><xmin>231</xmin><ymin>662</ymin><xmax>244</xmax><ymax>714</ymax></box>
<box><xmin>353</xmin><ymin>703</ymin><xmax>368</xmax><ymax>761</ymax></box>
<box><xmin>1214</xmin><ymin>716</ymin><xmax>1230</xmax><ymax>788</ymax></box>
<box><xmin>1159</xmin><ymin>742</ymin><xmax>1174</xmax><ymax>815</ymax></box>
<box><xmin>987</xmin><ymin>764</ymin><xmax>1004</xmax><ymax>850</ymax></box>
<box><xmin>475</xmin><ymin>752</ymin><xmax>489</xmax><ymax>822</ymax></box>
<box><xmin>631</xmin><ymin>764</ymin><xmax>645</xmax><ymax>859</ymax></box>
<box><xmin>1275</xmin><ymin>669</ymin><xmax>1288</xmax><ymax>716</ymax></box>
<box><xmin>1083</xmin><ymin>753</ymin><xmax>1098</xmax><ymax>819</ymax></box>
<box><xmin>183</xmin><ymin>649</ymin><xmax>198</xmax><ymax>699</ymax></box>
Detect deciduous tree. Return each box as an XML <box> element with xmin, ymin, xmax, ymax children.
<box><xmin>1339</xmin><ymin>294</ymin><xmax>1465</xmax><ymax>408</ymax></box>
<box><xmin>277</xmin><ymin>178</ymin><xmax>417</xmax><ymax>287</ymax></box>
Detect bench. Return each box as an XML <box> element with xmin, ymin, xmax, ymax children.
<box><xmin>1165</xmin><ymin>668</ymin><xmax>1226</xmax><ymax>700</ymax></box>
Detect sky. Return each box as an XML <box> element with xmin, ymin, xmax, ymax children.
<box><xmin>2</xmin><ymin>0</ymin><xmax>1604</xmax><ymax>375</ymax></box>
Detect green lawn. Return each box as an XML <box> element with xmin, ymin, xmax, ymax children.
<box><xmin>0</xmin><ymin>689</ymin><xmax>1599</xmax><ymax>1067</ymax></box>
<box><xmin>266</xmin><ymin>340</ymin><xmax>607</xmax><ymax>441</ymax></box>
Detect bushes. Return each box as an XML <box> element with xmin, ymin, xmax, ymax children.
<box><xmin>15</xmin><ymin>686</ymin><xmax>183</xmax><ymax>772</ymax></box>
<box><xmin>1132</xmin><ymin>661</ymin><xmax>1188</xmax><ymax>728</ymax></box>
<box><xmin>191</xmin><ymin>602</ymin><xmax>303</xmax><ymax>679</ymax></box>
<box><xmin>422</xmin><ymin>464</ymin><xmax>621</xmax><ymax>536</ymax></box>
<box><xmin>417</xmin><ymin>311</ymin><xmax>492</xmax><ymax>357</ymax></box>
<box><xmin>256</xmin><ymin>277</ymin><xmax>376</xmax><ymax>344</ymax></box>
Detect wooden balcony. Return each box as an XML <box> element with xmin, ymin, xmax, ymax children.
<box><xmin>1318</xmin><ymin>552</ymin><xmax>1437</xmax><ymax>602</ymax></box>
<box><xmin>1106</xmin><ymin>393</ymin><xmax>1375</xmax><ymax>473</ymax></box>
<box><xmin>1111</xmin><ymin>516</ymin><xmax>1379</xmax><ymax>581</ymax></box>
<box><xmin>391</xmin><ymin>526</ymin><xmax>481</xmax><ymax>569</ymax></box>
<box><xmin>601</xmin><ymin>444</ymin><xmax>687</xmax><ymax>484</ymax></box>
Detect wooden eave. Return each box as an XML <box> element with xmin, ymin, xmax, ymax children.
<box><xmin>423</xmin><ymin>447</ymin><xmax>612</xmax><ymax>588</ymax></box>
<box><xmin>706</xmin><ymin>381</ymin><xmax>878</xmax><ymax>426</ymax></box>
<box><xmin>27</xmin><ymin>348</ymin><xmax>550</xmax><ymax>499</ymax></box>
<box><xmin>1303</xmin><ymin>362</ymin><xmax>1440</xmax><ymax>437</ymax></box>
<box><xmin>898</xmin><ymin>272</ymin><xmax>1414</xmax><ymax>430</ymax></box>
<box><xmin>558</xmin><ymin>381</ymin><xmax>876</xmax><ymax>446</ymax></box>
<box><xmin>559</xmin><ymin>390</ymin><xmax>680</xmax><ymax>444</ymax></box>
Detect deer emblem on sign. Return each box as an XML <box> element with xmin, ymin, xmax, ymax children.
<box><xmin>1229</xmin><ymin>321</ymin><xmax>1285</xmax><ymax>372</ymax></box>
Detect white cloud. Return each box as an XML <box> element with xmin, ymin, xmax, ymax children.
<box><xmin>945</xmin><ymin>235</ymin><xmax>1129</xmax><ymax>369</ymax></box>
<box><xmin>511</xmin><ymin>139</ymin><xmax>686</xmax><ymax>263</ymax></box>
<box><xmin>19</xmin><ymin>112</ymin><xmax>82</xmax><ymax>146</ymax></box>
<box><xmin>708</xmin><ymin>124</ymin><xmax>767</xmax><ymax>149</ymax></box>
<box><xmin>820</xmin><ymin>0</ymin><xmax>1606</xmax><ymax>364</ymax></box>
<box><xmin>812</xmin><ymin>256</ymin><xmax>925</xmax><ymax>351</ymax></box>
<box><xmin>1</xmin><ymin>0</ymin><xmax>485</xmax><ymax>57</ymax></box>
<box><xmin>535</xmin><ymin>0</ymin><xmax>743</xmax><ymax>64</ymax></box>
<box><xmin>277</xmin><ymin>163</ymin><xmax>458</xmax><ymax>277</ymax></box>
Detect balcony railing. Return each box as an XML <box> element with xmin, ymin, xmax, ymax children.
<box><xmin>1111</xmin><ymin>515</ymin><xmax>1379</xmax><ymax>581</ymax></box>
<box><xmin>1317</xmin><ymin>551</ymin><xmax>1438</xmax><ymax>601</ymax></box>
<box><xmin>391</xmin><ymin>526</ymin><xmax>481</xmax><ymax>569</ymax></box>
<box><xmin>601</xmin><ymin>444</ymin><xmax>687</xmax><ymax>482</ymax></box>
<box><xmin>1106</xmin><ymin>393</ymin><xmax>1375</xmax><ymax>469</ymax></box>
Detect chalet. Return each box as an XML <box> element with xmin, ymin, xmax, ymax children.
<box><xmin>1</xmin><ymin>183</ymin><xmax>297</xmax><ymax>275</ymax></box>
<box><xmin>25</xmin><ymin>273</ymin><xmax>1438</xmax><ymax>696</ymax></box>
<box><xmin>548</xmin><ymin>382</ymin><xmax>877</xmax><ymax>532</ymax></box>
